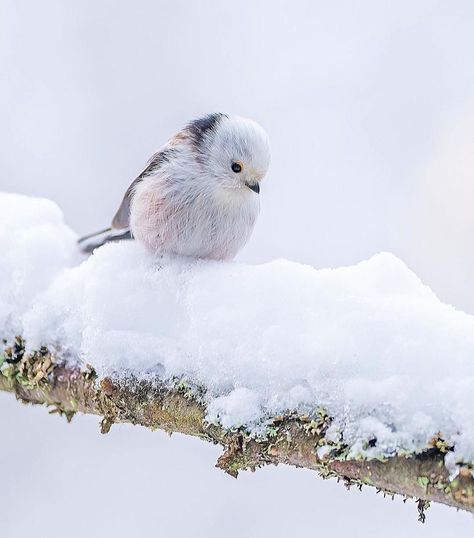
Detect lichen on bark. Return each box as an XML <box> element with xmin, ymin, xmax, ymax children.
<box><xmin>1</xmin><ymin>337</ymin><xmax>474</xmax><ymax>519</ymax></box>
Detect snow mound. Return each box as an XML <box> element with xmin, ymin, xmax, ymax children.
<box><xmin>2</xmin><ymin>193</ymin><xmax>474</xmax><ymax>468</ymax></box>
<box><xmin>0</xmin><ymin>193</ymin><xmax>78</xmax><ymax>337</ymax></box>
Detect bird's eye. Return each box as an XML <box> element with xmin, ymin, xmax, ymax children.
<box><xmin>231</xmin><ymin>162</ymin><xmax>242</xmax><ymax>173</ymax></box>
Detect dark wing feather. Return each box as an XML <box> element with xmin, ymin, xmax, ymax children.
<box><xmin>111</xmin><ymin>177</ymin><xmax>141</xmax><ymax>229</ymax></box>
<box><xmin>111</xmin><ymin>146</ymin><xmax>177</xmax><ymax>229</ymax></box>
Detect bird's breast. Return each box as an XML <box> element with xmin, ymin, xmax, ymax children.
<box><xmin>130</xmin><ymin>180</ymin><xmax>259</xmax><ymax>260</ymax></box>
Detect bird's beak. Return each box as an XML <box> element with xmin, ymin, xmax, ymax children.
<box><xmin>246</xmin><ymin>182</ymin><xmax>260</xmax><ymax>194</ymax></box>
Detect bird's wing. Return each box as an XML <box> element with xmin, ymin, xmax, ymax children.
<box><xmin>111</xmin><ymin>145</ymin><xmax>174</xmax><ymax>230</ymax></box>
<box><xmin>111</xmin><ymin>176</ymin><xmax>143</xmax><ymax>229</ymax></box>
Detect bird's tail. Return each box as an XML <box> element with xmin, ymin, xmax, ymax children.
<box><xmin>78</xmin><ymin>227</ymin><xmax>132</xmax><ymax>254</ymax></box>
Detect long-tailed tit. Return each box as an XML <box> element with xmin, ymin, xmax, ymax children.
<box><xmin>79</xmin><ymin>113</ymin><xmax>270</xmax><ymax>260</ymax></box>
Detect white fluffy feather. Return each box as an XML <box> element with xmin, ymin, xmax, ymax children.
<box><xmin>129</xmin><ymin>114</ymin><xmax>271</xmax><ymax>260</ymax></box>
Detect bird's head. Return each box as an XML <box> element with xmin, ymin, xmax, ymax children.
<box><xmin>187</xmin><ymin>113</ymin><xmax>271</xmax><ymax>194</ymax></box>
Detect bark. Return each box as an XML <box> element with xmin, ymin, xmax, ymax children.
<box><xmin>1</xmin><ymin>340</ymin><xmax>473</xmax><ymax>520</ymax></box>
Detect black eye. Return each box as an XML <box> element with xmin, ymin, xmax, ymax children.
<box><xmin>231</xmin><ymin>162</ymin><xmax>242</xmax><ymax>173</ymax></box>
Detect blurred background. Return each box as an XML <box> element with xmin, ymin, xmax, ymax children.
<box><xmin>1</xmin><ymin>0</ymin><xmax>474</xmax><ymax>535</ymax></box>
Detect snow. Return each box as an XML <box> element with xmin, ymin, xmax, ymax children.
<box><xmin>2</xmin><ymin>193</ymin><xmax>474</xmax><ymax>469</ymax></box>
<box><xmin>0</xmin><ymin>194</ymin><xmax>78</xmax><ymax>338</ymax></box>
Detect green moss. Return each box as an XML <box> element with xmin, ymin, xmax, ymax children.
<box><xmin>266</xmin><ymin>425</ymin><xmax>279</xmax><ymax>438</ymax></box>
<box><xmin>417</xmin><ymin>476</ymin><xmax>429</xmax><ymax>493</ymax></box>
<box><xmin>171</xmin><ymin>376</ymin><xmax>205</xmax><ymax>403</ymax></box>
<box><xmin>302</xmin><ymin>408</ymin><xmax>331</xmax><ymax>437</ymax></box>
<box><xmin>428</xmin><ymin>433</ymin><xmax>453</xmax><ymax>454</ymax></box>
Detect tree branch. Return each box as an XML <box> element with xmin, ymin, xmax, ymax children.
<box><xmin>2</xmin><ymin>340</ymin><xmax>473</xmax><ymax>519</ymax></box>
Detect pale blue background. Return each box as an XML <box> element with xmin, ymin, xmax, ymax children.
<box><xmin>2</xmin><ymin>1</ymin><xmax>474</xmax><ymax>535</ymax></box>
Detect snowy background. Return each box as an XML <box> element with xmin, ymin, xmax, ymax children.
<box><xmin>2</xmin><ymin>0</ymin><xmax>474</xmax><ymax>535</ymax></box>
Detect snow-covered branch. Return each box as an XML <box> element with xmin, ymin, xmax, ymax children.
<box><xmin>1</xmin><ymin>342</ymin><xmax>473</xmax><ymax>519</ymax></box>
<box><xmin>2</xmin><ymin>192</ymin><xmax>474</xmax><ymax>518</ymax></box>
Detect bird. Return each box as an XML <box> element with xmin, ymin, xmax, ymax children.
<box><xmin>78</xmin><ymin>113</ymin><xmax>271</xmax><ymax>260</ymax></box>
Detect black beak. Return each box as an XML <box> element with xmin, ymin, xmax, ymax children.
<box><xmin>247</xmin><ymin>182</ymin><xmax>260</xmax><ymax>194</ymax></box>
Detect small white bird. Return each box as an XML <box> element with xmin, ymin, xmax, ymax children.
<box><xmin>79</xmin><ymin>113</ymin><xmax>271</xmax><ymax>260</ymax></box>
